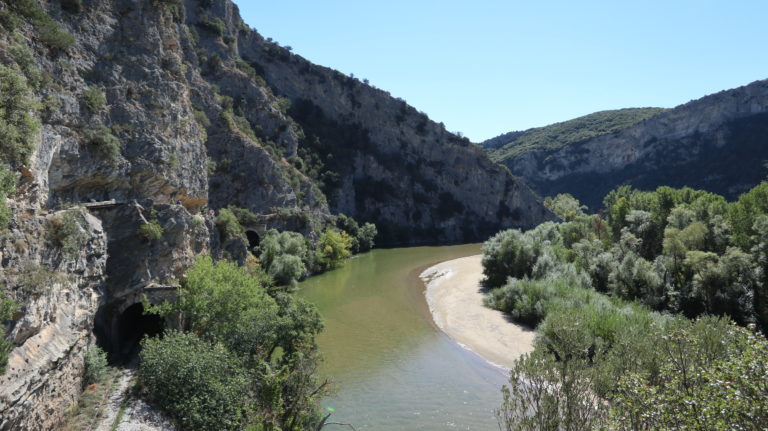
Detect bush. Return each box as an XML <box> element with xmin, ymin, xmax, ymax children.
<box><xmin>0</xmin><ymin>289</ymin><xmax>19</xmax><ymax>375</ymax></box>
<box><xmin>139</xmin><ymin>331</ymin><xmax>250</xmax><ymax>431</ymax></box>
<box><xmin>84</xmin><ymin>126</ymin><xmax>121</xmax><ymax>163</ymax></box>
<box><xmin>259</xmin><ymin>229</ymin><xmax>309</xmax><ymax>286</ymax></box>
<box><xmin>0</xmin><ymin>165</ymin><xmax>17</xmax><ymax>230</ymax></box>
<box><xmin>0</xmin><ymin>65</ymin><xmax>40</xmax><ymax>166</ymax></box>
<box><xmin>215</xmin><ymin>208</ymin><xmax>243</xmax><ymax>242</ymax></box>
<box><xmin>82</xmin><ymin>87</ymin><xmax>106</xmax><ymax>113</ymax></box>
<box><xmin>49</xmin><ymin>211</ymin><xmax>86</xmax><ymax>256</ymax></box>
<box><xmin>197</xmin><ymin>15</ymin><xmax>226</xmax><ymax>36</ymax></box>
<box><xmin>139</xmin><ymin>220</ymin><xmax>164</xmax><ymax>241</ymax></box>
<box><xmin>314</xmin><ymin>228</ymin><xmax>352</xmax><ymax>271</ymax></box>
<box><xmin>83</xmin><ymin>346</ymin><xmax>108</xmax><ymax>385</ymax></box>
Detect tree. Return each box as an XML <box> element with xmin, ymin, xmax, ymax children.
<box><xmin>314</xmin><ymin>228</ymin><xmax>352</xmax><ymax>271</ymax></box>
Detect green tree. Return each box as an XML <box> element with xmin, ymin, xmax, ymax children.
<box><xmin>314</xmin><ymin>228</ymin><xmax>352</xmax><ymax>271</ymax></box>
<box><xmin>0</xmin><ymin>65</ymin><xmax>39</xmax><ymax>166</ymax></box>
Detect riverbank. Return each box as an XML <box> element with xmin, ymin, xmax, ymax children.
<box><xmin>421</xmin><ymin>255</ymin><xmax>534</xmax><ymax>370</ymax></box>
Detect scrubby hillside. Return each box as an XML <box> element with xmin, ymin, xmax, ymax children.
<box><xmin>482</xmin><ymin>81</ymin><xmax>768</xmax><ymax>208</ymax></box>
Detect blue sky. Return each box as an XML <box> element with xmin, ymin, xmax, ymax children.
<box><xmin>235</xmin><ymin>1</ymin><xmax>768</xmax><ymax>142</ymax></box>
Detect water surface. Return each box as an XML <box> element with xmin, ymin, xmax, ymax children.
<box><xmin>298</xmin><ymin>244</ymin><xmax>509</xmax><ymax>430</ymax></box>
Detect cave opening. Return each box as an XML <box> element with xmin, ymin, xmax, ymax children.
<box><xmin>111</xmin><ymin>303</ymin><xmax>164</xmax><ymax>365</ymax></box>
<box><xmin>246</xmin><ymin>230</ymin><xmax>260</xmax><ymax>250</ymax></box>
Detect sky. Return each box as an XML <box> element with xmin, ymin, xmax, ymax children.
<box><xmin>235</xmin><ymin>1</ymin><xmax>768</xmax><ymax>143</ymax></box>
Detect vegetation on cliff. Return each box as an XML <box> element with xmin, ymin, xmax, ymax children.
<box><xmin>482</xmin><ymin>184</ymin><xmax>768</xmax><ymax>429</ymax></box>
<box><xmin>482</xmin><ymin>108</ymin><xmax>666</xmax><ymax>161</ymax></box>
<box><xmin>141</xmin><ymin>256</ymin><xmax>327</xmax><ymax>431</ymax></box>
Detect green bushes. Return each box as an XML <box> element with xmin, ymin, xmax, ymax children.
<box><xmin>215</xmin><ymin>208</ymin><xmax>244</xmax><ymax>242</ymax></box>
<box><xmin>314</xmin><ymin>228</ymin><xmax>352</xmax><ymax>271</ymax></box>
<box><xmin>49</xmin><ymin>211</ymin><xmax>86</xmax><ymax>256</ymax></box>
<box><xmin>197</xmin><ymin>15</ymin><xmax>227</xmax><ymax>37</ymax></box>
<box><xmin>139</xmin><ymin>220</ymin><xmax>164</xmax><ymax>241</ymax></box>
<box><xmin>84</xmin><ymin>126</ymin><xmax>121</xmax><ymax>163</ymax></box>
<box><xmin>0</xmin><ymin>288</ymin><xmax>19</xmax><ymax>375</ymax></box>
<box><xmin>335</xmin><ymin>214</ymin><xmax>377</xmax><ymax>253</ymax></box>
<box><xmin>259</xmin><ymin>229</ymin><xmax>309</xmax><ymax>286</ymax></box>
<box><xmin>82</xmin><ymin>87</ymin><xmax>106</xmax><ymax>113</ymax></box>
<box><xmin>83</xmin><ymin>346</ymin><xmax>108</xmax><ymax>386</ymax></box>
<box><xmin>9</xmin><ymin>0</ymin><xmax>75</xmax><ymax>50</ymax></box>
<box><xmin>0</xmin><ymin>165</ymin><xmax>17</xmax><ymax>230</ymax></box>
<box><xmin>142</xmin><ymin>257</ymin><xmax>326</xmax><ymax>430</ymax></box>
<box><xmin>0</xmin><ymin>65</ymin><xmax>40</xmax><ymax>166</ymax></box>
<box><xmin>139</xmin><ymin>331</ymin><xmax>250</xmax><ymax>431</ymax></box>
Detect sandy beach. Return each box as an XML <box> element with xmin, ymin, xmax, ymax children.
<box><xmin>421</xmin><ymin>254</ymin><xmax>534</xmax><ymax>370</ymax></box>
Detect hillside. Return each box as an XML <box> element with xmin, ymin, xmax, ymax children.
<box><xmin>0</xmin><ymin>0</ymin><xmax>552</xmax><ymax>429</ymax></box>
<box><xmin>481</xmin><ymin>107</ymin><xmax>667</xmax><ymax>159</ymax></box>
<box><xmin>482</xmin><ymin>82</ymin><xmax>768</xmax><ymax>208</ymax></box>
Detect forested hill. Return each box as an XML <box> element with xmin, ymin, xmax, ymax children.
<box><xmin>482</xmin><ymin>80</ymin><xmax>768</xmax><ymax>208</ymax></box>
<box><xmin>480</xmin><ymin>108</ymin><xmax>666</xmax><ymax>158</ymax></box>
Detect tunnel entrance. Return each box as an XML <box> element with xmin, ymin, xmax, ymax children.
<box><xmin>246</xmin><ymin>230</ymin><xmax>260</xmax><ymax>250</ymax></box>
<box><xmin>112</xmin><ymin>303</ymin><xmax>164</xmax><ymax>365</ymax></box>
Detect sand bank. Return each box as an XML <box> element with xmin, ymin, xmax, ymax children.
<box><xmin>421</xmin><ymin>254</ymin><xmax>534</xmax><ymax>370</ymax></box>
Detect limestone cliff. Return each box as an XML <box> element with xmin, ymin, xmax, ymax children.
<box><xmin>484</xmin><ymin>80</ymin><xmax>768</xmax><ymax>208</ymax></box>
<box><xmin>0</xmin><ymin>0</ymin><xmax>551</xmax><ymax>429</ymax></box>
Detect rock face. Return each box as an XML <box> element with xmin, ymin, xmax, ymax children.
<box><xmin>0</xmin><ymin>0</ymin><xmax>552</xmax><ymax>428</ymax></box>
<box><xmin>486</xmin><ymin>80</ymin><xmax>768</xmax><ymax>208</ymax></box>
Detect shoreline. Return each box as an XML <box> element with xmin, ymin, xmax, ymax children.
<box><xmin>421</xmin><ymin>254</ymin><xmax>534</xmax><ymax>370</ymax></box>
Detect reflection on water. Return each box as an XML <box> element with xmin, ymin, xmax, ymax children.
<box><xmin>298</xmin><ymin>244</ymin><xmax>509</xmax><ymax>430</ymax></box>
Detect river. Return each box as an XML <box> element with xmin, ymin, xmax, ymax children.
<box><xmin>297</xmin><ymin>244</ymin><xmax>509</xmax><ymax>430</ymax></box>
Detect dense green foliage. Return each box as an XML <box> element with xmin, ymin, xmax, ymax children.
<box><xmin>485</xmin><ymin>184</ymin><xmax>768</xmax><ymax>429</ymax></box>
<box><xmin>0</xmin><ymin>165</ymin><xmax>17</xmax><ymax>230</ymax></box>
<box><xmin>314</xmin><ymin>228</ymin><xmax>352</xmax><ymax>272</ymax></box>
<box><xmin>139</xmin><ymin>220</ymin><xmax>164</xmax><ymax>242</ymax></box>
<box><xmin>142</xmin><ymin>257</ymin><xmax>326</xmax><ymax>430</ymax></box>
<box><xmin>82</xmin><ymin>87</ymin><xmax>106</xmax><ymax>113</ymax></box>
<box><xmin>84</xmin><ymin>126</ymin><xmax>121</xmax><ymax>163</ymax></box>
<box><xmin>83</xmin><ymin>346</ymin><xmax>109</xmax><ymax>386</ymax></box>
<box><xmin>215</xmin><ymin>207</ymin><xmax>245</xmax><ymax>242</ymax></box>
<box><xmin>0</xmin><ymin>64</ymin><xmax>40</xmax><ymax>166</ymax></box>
<box><xmin>259</xmin><ymin>229</ymin><xmax>309</xmax><ymax>287</ymax></box>
<box><xmin>485</xmin><ymin>108</ymin><xmax>666</xmax><ymax>162</ymax></box>
<box><xmin>335</xmin><ymin>214</ymin><xmax>377</xmax><ymax>253</ymax></box>
<box><xmin>0</xmin><ymin>287</ymin><xmax>18</xmax><ymax>375</ymax></box>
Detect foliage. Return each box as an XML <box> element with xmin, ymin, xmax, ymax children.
<box><xmin>215</xmin><ymin>207</ymin><xmax>244</xmax><ymax>242</ymax></box>
<box><xmin>143</xmin><ymin>257</ymin><xmax>327</xmax><ymax>430</ymax></box>
<box><xmin>314</xmin><ymin>228</ymin><xmax>352</xmax><ymax>271</ymax></box>
<box><xmin>0</xmin><ymin>165</ymin><xmax>17</xmax><ymax>230</ymax></box>
<box><xmin>334</xmin><ymin>214</ymin><xmax>377</xmax><ymax>253</ymax></box>
<box><xmin>139</xmin><ymin>220</ymin><xmax>164</xmax><ymax>241</ymax></box>
<box><xmin>259</xmin><ymin>229</ymin><xmax>309</xmax><ymax>286</ymax></box>
<box><xmin>485</xmin><ymin>107</ymin><xmax>667</xmax><ymax>162</ymax></box>
<box><xmin>49</xmin><ymin>210</ymin><xmax>86</xmax><ymax>257</ymax></box>
<box><xmin>9</xmin><ymin>0</ymin><xmax>75</xmax><ymax>50</ymax></box>
<box><xmin>543</xmin><ymin>193</ymin><xmax>586</xmax><ymax>222</ymax></box>
<box><xmin>197</xmin><ymin>15</ymin><xmax>227</xmax><ymax>37</ymax></box>
<box><xmin>82</xmin><ymin>87</ymin><xmax>107</xmax><ymax>113</ymax></box>
<box><xmin>83</xmin><ymin>346</ymin><xmax>109</xmax><ymax>386</ymax></box>
<box><xmin>9</xmin><ymin>43</ymin><xmax>43</xmax><ymax>90</ymax></box>
<box><xmin>84</xmin><ymin>126</ymin><xmax>121</xmax><ymax>163</ymax></box>
<box><xmin>0</xmin><ymin>287</ymin><xmax>19</xmax><ymax>375</ymax></box>
<box><xmin>0</xmin><ymin>64</ymin><xmax>40</xmax><ymax>166</ymax></box>
<box><xmin>486</xmin><ymin>183</ymin><xmax>768</xmax><ymax>429</ymax></box>
<box><xmin>139</xmin><ymin>331</ymin><xmax>250</xmax><ymax>431</ymax></box>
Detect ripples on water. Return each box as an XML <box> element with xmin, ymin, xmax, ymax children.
<box><xmin>298</xmin><ymin>244</ymin><xmax>509</xmax><ymax>430</ymax></box>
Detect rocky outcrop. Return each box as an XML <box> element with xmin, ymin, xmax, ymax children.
<box><xmin>491</xmin><ymin>80</ymin><xmax>768</xmax><ymax>208</ymax></box>
<box><xmin>0</xmin><ymin>0</ymin><xmax>552</xmax><ymax>428</ymax></box>
<box><xmin>0</xmin><ymin>207</ymin><xmax>107</xmax><ymax>430</ymax></box>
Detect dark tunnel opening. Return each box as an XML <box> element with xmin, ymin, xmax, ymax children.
<box><xmin>246</xmin><ymin>230</ymin><xmax>260</xmax><ymax>250</ymax></box>
<box><xmin>109</xmin><ymin>303</ymin><xmax>164</xmax><ymax>366</ymax></box>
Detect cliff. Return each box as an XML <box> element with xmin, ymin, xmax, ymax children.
<box><xmin>0</xmin><ymin>0</ymin><xmax>551</xmax><ymax>428</ymax></box>
<box><xmin>483</xmin><ymin>81</ymin><xmax>768</xmax><ymax>208</ymax></box>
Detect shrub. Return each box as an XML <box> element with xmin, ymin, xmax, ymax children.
<box><xmin>139</xmin><ymin>331</ymin><xmax>250</xmax><ymax>431</ymax></box>
<box><xmin>9</xmin><ymin>43</ymin><xmax>43</xmax><ymax>90</ymax></box>
<box><xmin>197</xmin><ymin>15</ymin><xmax>226</xmax><ymax>37</ymax></box>
<box><xmin>314</xmin><ymin>228</ymin><xmax>352</xmax><ymax>271</ymax></box>
<box><xmin>82</xmin><ymin>87</ymin><xmax>106</xmax><ymax>113</ymax></box>
<box><xmin>84</xmin><ymin>126</ymin><xmax>121</xmax><ymax>163</ymax></box>
<box><xmin>139</xmin><ymin>220</ymin><xmax>164</xmax><ymax>241</ymax></box>
<box><xmin>215</xmin><ymin>208</ymin><xmax>243</xmax><ymax>242</ymax></box>
<box><xmin>0</xmin><ymin>165</ymin><xmax>17</xmax><ymax>230</ymax></box>
<box><xmin>83</xmin><ymin>346</ymin><xmax>109</xmax><ymax>385</ymax></box>
<box><xmin>49</xmin><ymin>211</ymin><xmax>86</xmax><ymax>256</ymax></box>
<box><xmin>259</xmin><ymin>229</ymin><xmax>309</xmax><ymax>286</ymax></box>
<box><xmin>0</xmin><ymin>65</ymin><xmax>40</xmax><ymax>166</ymax></box>
<box><xmin>0</xmin><ymin>288</ymin><xmax>19</xmax><ymax>375</ymax></box>
<box><xmin>9</xmin><ymin>0</ymin><xmax>75</xmax><ymax>50</ymax></box>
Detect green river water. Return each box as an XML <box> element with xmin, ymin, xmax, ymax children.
<box><xmin>297</xmin><ymin>244</ymin><xmax>509</xmax><ymax>430</ymax></box>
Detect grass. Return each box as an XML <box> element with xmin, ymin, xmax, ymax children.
<box><xmin>59</xmin><ymin>368</ymin><xmax>122</xmax><ymax>431</ymax></box>
<box><xmin>486</xmin><ymin>107</ymin><xmax>667</xmax><ymax>161</ymax></box>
